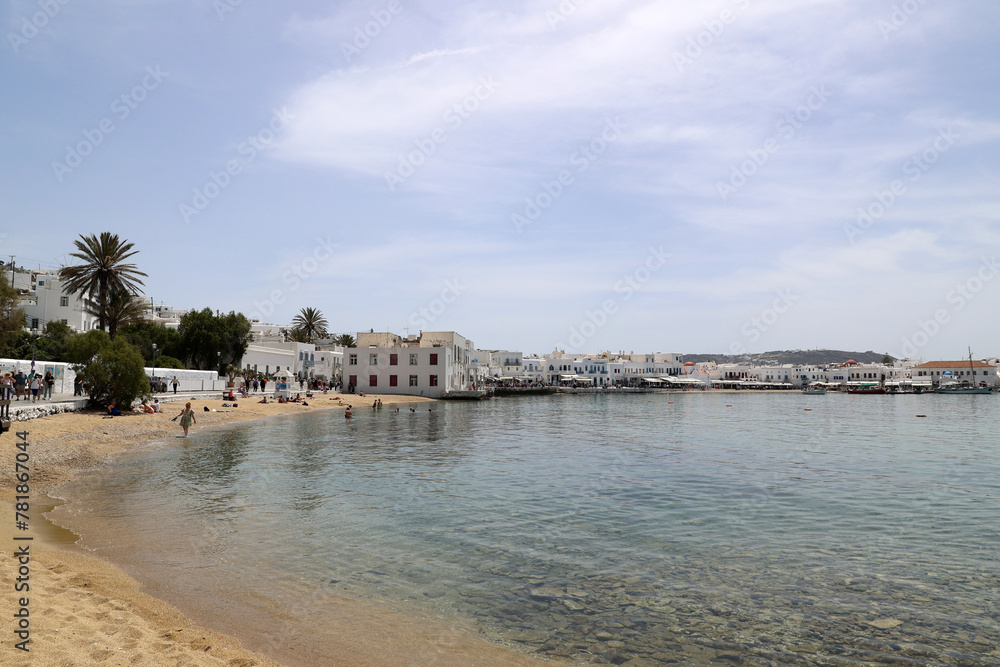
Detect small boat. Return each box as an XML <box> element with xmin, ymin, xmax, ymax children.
<box><xmin>802</xmin><ymin>384</ymin><xmax>826</xmax><ymax>395</ymax></box>
<box><xmin>845</xmin><ymin>383</ymin><xmax>886</xmax><ymax>395</ymax></box>
<box><xmin>934</xmin><ymin>348</ymin><xmax>994</xmax><ymax>395</ymax></box>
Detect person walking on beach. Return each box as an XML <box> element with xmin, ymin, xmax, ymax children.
<box><xmin>173</xmin><ymin>402</ymin><xmax>197</xmax><ymax>437</ymax></box>
<box><xmin>172</xmin><ymin>376</ymin><xmax>179</xmax><ymax>394</ymax></box>
<box><xmin>43</xmin><ymin>370</ymin><xmax>54</xmax><ymax>400</ymax></box>
<box><xmin>260</xmin><ymin>377</ymin><xmax>267</xmax><ymax>393</ymax></box>
<box><xmin>29</xmin><ymin>374</ymin><xmax>41</xmax><ymax>402</ymax></box>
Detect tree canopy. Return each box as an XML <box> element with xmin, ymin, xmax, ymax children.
<box><xmin>0</xmin><ymin>274</ymin><xmax>25</xmax><ymax>357</ymax></box>
<box><xmin>58</xmin><ymin>232</ymin><xmax>147</xmax><ymax>332</ymax></box>
<box><xmin>291</xmin><ymin>307</ymin><xmax>329</xmax><ymax>342</ymax></box>
<box><xmin>177</xmin><ymin>308</ymin><xmax>252</xmax><ymax>371</ymax></box>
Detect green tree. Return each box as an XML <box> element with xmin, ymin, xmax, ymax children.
<box><xmin>881</xmin><ymin>353</ymin><xmax>894</xmax><ymax>365</ymax></box>
<box><xmin>291</xmin><ymin>307</ymin><xmax>328</xmax><ymax>342</ymax></box>
<box><xmin>58</xmin><ymin>232</ymin><xmax>148</xmax><ymax>332</ymax></box>
<box><xmin>333</xmin><ymin>333</ymin><xmax>356</xmax><ymax>348</ymax></box>
<box><xmin>64</xmin><ymin>329</ymin><xmax>112</xmax><ymax>365</ymax></box>
<box><xmin>43</xmin><ymin>320</ymin><xmax>74</xmax><ymax>341</ymax></box>
<box><xmin>74</xmin><ymin>336</ymin><xmax>149</xmax><ymax>409</ymax></box>
<box><xmin>287</xmin><ymin>327</ymin><xmax>311</xmax><ymax>343</ymax></box>
<box><xmin>177</xmin><ymin>308</ymin><xmax>252</xmax><ymax>372</ymax></box>
<box><xmin>152</xmin><ymin>355</ymin><xmax>184</xmax><ymax>369</ymax></box>
<box><xmin>119</xmin><ymin>320</ymin><xmax>183</xmax><ymax>364</ymax></box>
<box><xmin>0</xmin><ymin>274</ymin><xmax>25</xmax><ymax>356</ymax></box>
<box><xmin>85</xmin><ymin>289</ymin><xmax>148</xmax><ymax>339</ymax></box>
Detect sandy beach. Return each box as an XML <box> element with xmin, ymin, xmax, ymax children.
<box><xmin>0</xmin><ymin>394</ymin><xmax>549</xmax><ymax>667</ymax></box>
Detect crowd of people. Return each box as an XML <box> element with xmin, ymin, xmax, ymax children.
<box><xmin>1</xmin><ymin>369</ymin><xmax>57</xmax><ymax>403</ymax></box>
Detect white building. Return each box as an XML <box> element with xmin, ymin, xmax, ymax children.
<box><xmin>19</xmin><ymin>274</ymin><xmax>98</xmax><ymax>334</ymax></box>
<box><xmin>242</xmin><ymin>341</ymin><xmax>321</xmax><ymax>379</ymax></box>
<box><xmin>142</xmin><ymin>303</ymin><xmax>189</xmax><ymax>329</ymax></box>
<box><xmin>344</xmin><ymin>331</ymin><xmax>475</xmax><ymax>398</ymax></box>
<box><xmin>911</xmin><ymin>360</ymin><xmax>999</xmax><ymax>388</ymax></box>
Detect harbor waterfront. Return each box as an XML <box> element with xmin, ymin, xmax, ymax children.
<box><xmin>50</xmin><ymin>392</ymin><xmax>1000</xmax><ymax>666</ymax></box>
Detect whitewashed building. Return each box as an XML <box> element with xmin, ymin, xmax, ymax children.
<box><xmin>344</xmin><ymin>331</ymin><xmax>476</xmax><ymax>398</ymax></box>
<box><xmin>19</xmin><ymin>274</ymin><xmax>98</xmax><ymax>334</ymax></box>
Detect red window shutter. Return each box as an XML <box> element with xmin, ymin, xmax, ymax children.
<box><xmin>370</xmin><ymin>375</ymin><xmax>378</xmax><ymax>387</ymax></box>
<box><xmin>430</xmin><ymin>353</ymin><xmax>438</xmax><ymax>365</ymax></box>
<box><xmin>349</xmin><ymin>375</ymin><xmax>357</xmax><ymax>387</ymax></box>
<box><xmin>390</xmin><ymin>354</ymin><xmax>398</xmax><ymax>366</ymax></box>
<box><xmin>390</xmin><ymin>375</ymin><xmax>398</xmax><ymax>387</ymax></box>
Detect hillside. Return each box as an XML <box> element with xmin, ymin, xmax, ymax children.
<box><xmin>682</xmin><ymin>349</ymin><xmax>894</xmax><ymax>366</ymax></box>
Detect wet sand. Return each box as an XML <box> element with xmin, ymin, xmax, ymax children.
<box><xmin>0</xmin><ymin>394</ymin><xmax>550</xmax><ymax>666</ymax></box>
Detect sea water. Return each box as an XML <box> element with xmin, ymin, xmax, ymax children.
<box><xmin>51</xmin><ymin>393</ymin><xmax>1000</xmax><ymax>665</ymax></box>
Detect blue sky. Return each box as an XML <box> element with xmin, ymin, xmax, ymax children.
<box><xmin>3</xmin><ymin>0</ymin><xmax>999</xmax><ymax>360</ymax></box>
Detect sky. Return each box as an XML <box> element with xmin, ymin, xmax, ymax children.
<box><xmin>2</xmin><ymin>0</ymin><xmax>999</xmax><ymax>360</ymax></box>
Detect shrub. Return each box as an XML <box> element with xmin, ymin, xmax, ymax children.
<box><xmin>75</xmin><ymin>337</ymin><xmax>150</xmax><ymax>409</ymax></box>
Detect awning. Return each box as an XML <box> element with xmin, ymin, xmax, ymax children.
<box><xmin>665</xmin><ymin>376</ymin><xmax>704</xmax><ymax>384</ymax></box>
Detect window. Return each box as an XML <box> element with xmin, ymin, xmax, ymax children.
<box><xmin>390</xmin><ymin>353</ymin><xmax>398</xmax><ymax>366</ymax></box>
<box><xmin>60</xmin><ymin>296</ymin><xmax>69</xmax><ymax>307</ymax></box>
<box><xmin>429</xmin><ymin>375</ymin><xmax>438</xmax><ymax>387</ymax></box>
<box><xmin>349</xmin><ymin>354</ymin><xmax>358</xmax><ymax>366</ymax></box>
<box><xmin>409</xmin><ymin>375</ymin><xmax>419</xmax><ymax>387</ymax></box>
<box><xmin>31</xmin><ymin>318</ymin><xmax>39</xmax><ymax>329</ymax></box>
<box><xmin>430</xmin><ymin>353</ymin><xmax>439</xmax><ymax>366</ymax></box>
<box><xmin>390</xmin><ymin>375</ymin><xmax>398</xmax><ymax>387</ymax></box>
<box><xmin>370</xmin><ymin>375</ymin><xmax>378</xmax><ymax>387</ymax></box>
<box><xmin>61</xmin><ymin>319</ymin><xmax>68</xmax><ymax>325</ymax></box>
<box><xmin>410</xmin><ymin>353</ymin><xmax>418</xmax><ymax>366</ymax></box>
<box><xmin>370</xmin><ymin>353</ymin><xmax>378</xmax><ymax>366</ymax></box>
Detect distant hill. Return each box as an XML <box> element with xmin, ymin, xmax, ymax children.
<box><xmin>682</xmin><ymin>350</ymin><xmax>894</xmax><ymax>366</ymax></box>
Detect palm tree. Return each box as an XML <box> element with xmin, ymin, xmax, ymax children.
<box><xmin>287</xmin><ymin>327</ymin><xmax>311</xmax><ymax>343</ymax></box>
<box><xmin>334</xmin><ymin>333</ymin><xmax>356</xmax><ymax>348</ymax></box>
<box><xmin>86</xmin><ymin>290</ymin><xmax>148</xmax><ymax>339</ymax></box>
<box><xmin>59</xmin><ymin>232</ymin><xmax>147</xmax><ymax>332</ymax></box>
<box><xmin>291</xmin><ymin>307</ymin><xmax>328</xmax><ymax>343</ymax></box>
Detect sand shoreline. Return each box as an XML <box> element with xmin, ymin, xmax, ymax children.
<box><xmin>1</xmin><ymin>393</ymin><xmax>548</xmax><ymax>666</ymax></box>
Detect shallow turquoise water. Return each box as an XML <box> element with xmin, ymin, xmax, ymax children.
<box><xmin>54</xmin><ymin>394</ymin><xmax>1000</xmax><ymax>665</ymax></box>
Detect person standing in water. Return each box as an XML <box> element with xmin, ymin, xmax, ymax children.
<box><xmin>174</xmin><ymin>401</ymin><xmax>197</xmax><ymax>437</ymax></box>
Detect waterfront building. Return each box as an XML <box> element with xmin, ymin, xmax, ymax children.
<box><xmin>911</xmin><ymin>360</ymin><xmax>999</xmax><ymax>388</ymax></box>
<box><xmin>344</xmin><ymin>331</ymin><xmax>476</xmax><ymax>398</ymax></box>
